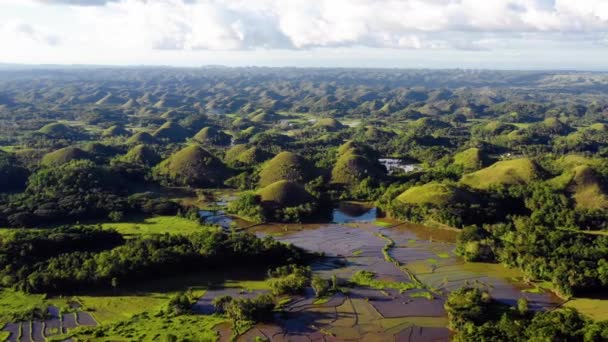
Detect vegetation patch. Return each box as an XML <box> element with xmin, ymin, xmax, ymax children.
<box><xmin>350</xmin><ymin>270</ymin><xmax>417</xmax><ymax>293</ymax></box>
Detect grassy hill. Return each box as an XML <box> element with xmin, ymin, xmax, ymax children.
<box><xmin>41</xmin><ymin>147</ymin><xmax>91</xmax><ymax>166</ymax></box>
<box><xmin>152</xmin><ymin>122</ymin><xmax>189</xmax><ymax>142</ymax></box>
<box><xmin>553</xmin><ymin>154</ymin><xmax>604</xmax><ymax>172</ymax></box>
<box><xmin>549</xmin><ymin>165</ymin><xmax>608</xmax><ymax>210</ymax></box>
<box><xmin>193</xmin><ymin>127</ymin><xmax>231</xmax><ymax>146</ymax></box>
<box><xmin>153</xmin><ymin>145</ymin><xmax>229</xmax><ymax>187</ymax></box>
<box><xmin>460</xmin><ymin>158</ymin><xmax>541</xmax><ymax>189</ymax></box>
<box><xmin>127</xmin><ymin>132</ymin><xmax>158</xmax><ymax>145</ymax></box>
<box><xmin>38</xmin><ymin>123</ymin><xmax>83</xmax><ymax>139</ymax></box>
<box><xmin>453</xmin><ymin>148</ymin><xmax>488</xmax><ymax>171</ymax></box>
<box><xmin>313</xmin><ymin>118</ymin><xmax>345</xmax><ymax>131</ymax></box>
<box><xmin>331</xmin><ymin>149</ymin><xmax>384</xmax><ymax>187</ymax></box>
<box><xmin>224</xmin><ymin>144</ymin><xmax>271</xmax><ymax>167</ymax></box>
<box><xmin>102</xmin><ymin>125</ymin><xmax>130</xmax><ymax>137</ymax></box>
<box><xmin>118</xmin><ymin>144</ymin><xmax>160</xmax><ymax>166</ymax></box>
<box><xmin>258</xmin><ymin>180</ymin><xmax>314</xmax><ymax>208</ymax></box>
<box><xmin>258</xmin><ymin>151</ymin><xmax>314</xmax><ymax>187</ymax></box>
<box><xmin>396</xmin><ymin>182</ymin><xmax>475</xmax><ymax>206</ymax></box>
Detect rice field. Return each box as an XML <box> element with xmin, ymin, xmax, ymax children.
<box><xmin>93</xmin><ymin>215</ymin><xmax>215</xmax><ymax>236</ymax></box>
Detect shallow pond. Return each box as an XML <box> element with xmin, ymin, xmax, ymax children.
<box><xmin>203</xmin><ymin>221</ymin><xmax>562</xmax><ymax>341</ymax></box>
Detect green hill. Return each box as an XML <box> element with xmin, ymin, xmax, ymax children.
<box><xmin>587</xmin><ymin>123</ymin><xmax>608</xmax><ymax>132</ymax></box>
<box><xmin>232</xmin><ymin>117</ymin><xmax>252</xmax><ymax>128</ymax></box>
<box><xmin>127</xmin><ymin>132</ymin><xmax>158</xmax><ymax>145</ymax></box>
<box><xmin>121</xmin><ymin>98</ymin><xmax>138</xmax><ymax>109</ymax></box>
<box><xmin>81</xmin><ymin>142</ymin><xmax>119</xmax><ymax>158</ymax></box>
<box><xmin>102</xmin><ymin>125</ymin><xmax>130</xmax><ymax>137</ymax></box>
<box><xmin>224</xmin><ymin>144</ymin><xmax>271</xmax><ymax>167</ymax></box>
<box><xmin>553</xmin><ymin>154</ymin><xmax>603</xmax><ymax>172</ymax></box>
<box><xmin>314</xmin><ymin>118</ymin><xmax>345</xmax><ymax>131</ymax></box>
<box><xmin>336</xmin><ymin>141</ymin><xmax>378</xmax><ymax>160</ymax></box>
<box><xmin>38</xmin><ymin>123</ymin><xmax>82</xmax><ymax>139</ymax></box>
<box><xmin>482</xmin><ymin>120</ymin><xmax>517</xmax><ymax>135</ymax></box>
<box><xmin>41</xmin><ymin>147</ymin><xmax>91</xmax><ymax>166</ymax></box>
<box><xmin>549</xmin><ymin>165</ymin><xmax>608</xmax><ymax>210</ymax></box>
<box><xmin>152</xmin><ymin>122</ymin><xmax>189</xmax><ymax>142</ymax></box>
<box><xmin>153</xmin><ymin>145</ymin><xmax>229</xmax><ymax>187</ymax></box>
<box><xmin>537</xmin><ymin>117</ymin><xmax>573</xmax><ymax>135</ymax></box>
<box><xmin>95</xmin><ymin>93</ymin><xmax>123</xmax><ymax>106</ymax></box>
<box><xmin>331</xmin><ymin>150</ymin><xmax>384</xmax><ymax>187</ymax></box>
<box><xmin>258</xmin><ymin>180</ymin><xmax>314</xmax><ymax>208</ymax></box>
<box><xmin>258</xmin><ymin>151</ymin><xmax>313</xmax><ymax>187</ymax></box>
<box><xmin>250</xmin><ymin>110</ymin><xmax>280</xmax><ymax>123</ymax></box>
<box><xmin>193</xmin><ymin>127</ymin><xmax>232</xmax><ymax>146</ymax></box>
<box><xmin>396</xmin><ymin>182</ymin><xmax>475</xmax><ymax>206</ymax></box>
<box><xmin>460</xmin><ymin>158</ymin><xmax>541</xmax><ymax>189</ymax></box>
<box><xmin>453</xmin><ymin>148</ymin><xmax>488</xmax><ymax>171</ymax></box>
<box><xmin>118</xmin><ymin>144</ymin><xmax>160</xmax><ymax>166</ymax></box>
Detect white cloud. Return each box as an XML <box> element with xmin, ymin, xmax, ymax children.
<box><xmin>62</xmin><ymin>0</ymin><xmax>608</xmax><ymax>52</ymax></box>
<box><xmin>0</xmin><ymin>20</ymin><xmax>59</xmax><ymax>46</ymax></box>
<box><xmin>2</xmin><ymin>0</ymin><xmax>608</xmax><ymax>67</ymax></box>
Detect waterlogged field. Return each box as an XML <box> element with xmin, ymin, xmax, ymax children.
<box><xmin>233</xmin><ymin>218</ymin><xmax>563</xmax><ymax>340</ymax></box>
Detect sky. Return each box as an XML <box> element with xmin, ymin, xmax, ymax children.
<box><xmin>1</xmin><ymin>0</ymin><xmax>608</xmax><ymax>70</ymax></box>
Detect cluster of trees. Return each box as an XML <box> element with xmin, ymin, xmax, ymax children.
<box><xmin>0</xmin><ymin>160</ymin><xmax>185</xmax><ymax>227</ymax></box>
<box><xmin>457</xmin><ymin>218</ymin><xmax>608</xmax><ymax>297</ymax></box>
<box><xmin>445</xmin><ymin>287</ymin><xmax>608</xmax><ymax>341</ymax></box>
<box><xmin>0</xmin><ymin>227</ymin><xmax>307</xmax><ymax>293</ymax></box>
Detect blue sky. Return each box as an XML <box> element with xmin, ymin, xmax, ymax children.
<box><xmin>1</xmin><ymin>0</ymin><xmax>608</xmax><ymax>70</ymax></box>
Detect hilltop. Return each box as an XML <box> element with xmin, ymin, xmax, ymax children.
<box><xmin>460</xmin><ymin>158</ymin><xmax>542</xmax><ymax>189</ymax></box>
<box><xmin>153</xmin><ymin>145</ymin><xmax>229</xmax><ymax>187</ymax></box>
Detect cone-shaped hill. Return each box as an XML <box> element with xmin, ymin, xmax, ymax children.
<box><xmin>537</xmin><ymin>117</ymin><xmax>573</xmax><ymax>135</ymax></box>
<box><xmin>95</xmin><ymin>93</ymin><xmax>123</xmax><ymax>106</ymax></box>
<box><xmin>127</xmin><ymin>132</ymin><xmax>158</xmax><ymax>145</ymax></box>
<box><xmin>81</xmin><ymin>142</ymin><xmax>120</xmax><ymax>158</ymax></box>
<box><xmin>232</xmin><ymin>117</ymin><xmax>252</xmax><ymax>128</ymax></box>
<box><xmin>313</xmin><ymin>118</ymin><xmax>345</xmax><ymax>131</ymax></box>
<box><xmin>250</xmin><ymin>110</ymin><xmax>280</xmax><ymax>123</ymax></box>
<box><xmin>121</xmin><ymin>98</ymin><xmax>139</xmax><ymax>109</ymax></box>
<box><xmin>193</xmin><ymin>127</ymin><xmax>232</xmax><ymax>146</ymax></box>
<box><xmin>118</xmin><ymin>144</ymin><xmax>161</xmax><ymax>167</ymax></box>
<box><xmin>549</xmin><ymin>165</ymin><xmax>608</xmax><ymax>210</ymax></box>
<box><xmin>258</xmin><ymin>180</ymin><xmax>315</xmax><ymax>208</ymax></box>
<box><xmin>38</xmin><ymin>123</ymin><xmax>83</xmax><ymax>140</ymax></box>
<box><xmin>102</xmin><ymin>125</ymin><xmax>130</xmax><ymax>137</ymax></box>
<box><xmin>337</xmin><ymin>141</ymin><xmax>378</xmax><ymax>160</ymax></box>
<box><xmin>41</xmin><ymin>147</ymin><xmax>91</xmax><ymax>166</ymax></box>
<box><xmin>153</xmin><ymin>145</ymin><xmax>229</xmax><ymax>187</ymax></box>
<box><xmin>396</xmin><ymin>182</ymin><xmax>476</xmax><ymax>206</ymax></box>
<box><xmin>224</xmin><ymin>144</ymin><xmax>271</xmax><ymax>167</ymax></box>
<box><xmin>553</xmin><ymin>154</ymin><xmax>604</xmax><ymax>172</ymax></box>
<box><xmin>152</xmin><ymin>122</ymin><xmax>189</xmax><ymax>142</ymax></box>
<box><xmin>587</xmin><ymin>123</ymin><xmax>608</xmax><ymax>132</ymax></box>
<box><xmin>453</xmin><ymin>148</ymin><xmax>489</xmax><ymax>171</ymax></box>
<box><xmin>460</xmin><ymin>158</ymin><xmax>542</xmax><ymax>189</ymax></box>
<box><xmin>331</xmin><ymin>148</ymin><xmax>385</xmax><ymax>187</ymax></box>
<box><xmin>258</xmin><ymin>151</ymin><xmax>315</xmax><ymax>187</ymax></box>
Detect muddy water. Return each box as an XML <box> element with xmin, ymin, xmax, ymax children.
<box><xmin>223</xmin><ymin>220</ymin><xmax>562</xmax><ymax>341</ymax></box>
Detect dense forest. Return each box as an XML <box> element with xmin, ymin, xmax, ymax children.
<box><xmin>1</xmin><ymin>67</ymin><xmax>608</xmax><ymax>340</ymax></box>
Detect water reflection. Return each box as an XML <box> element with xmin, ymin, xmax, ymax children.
<box><xmin>331</xmin><ymin>202</ymin><xmax>377</xmax><ymax>223</ymax></box>
<box><xmin>199</xmin><ymin>209</ymin><xmax>234</xmax><ymax>229</ymax></box>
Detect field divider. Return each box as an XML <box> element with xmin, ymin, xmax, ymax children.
<box><xmin>373</xmin><ymin>231</ymin><xmax>440</xmax><ymax>296</ymax></box>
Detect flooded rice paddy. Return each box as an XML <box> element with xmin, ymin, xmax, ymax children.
<box><xmin>200</xmin><ymin>207</ymin><xmax>562</xmax><ymax>341</ymax></box>
<box><xmin>3</xmin><ymin>305</ymin><xmax>96</xmax><ymax>342</ymax></box>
